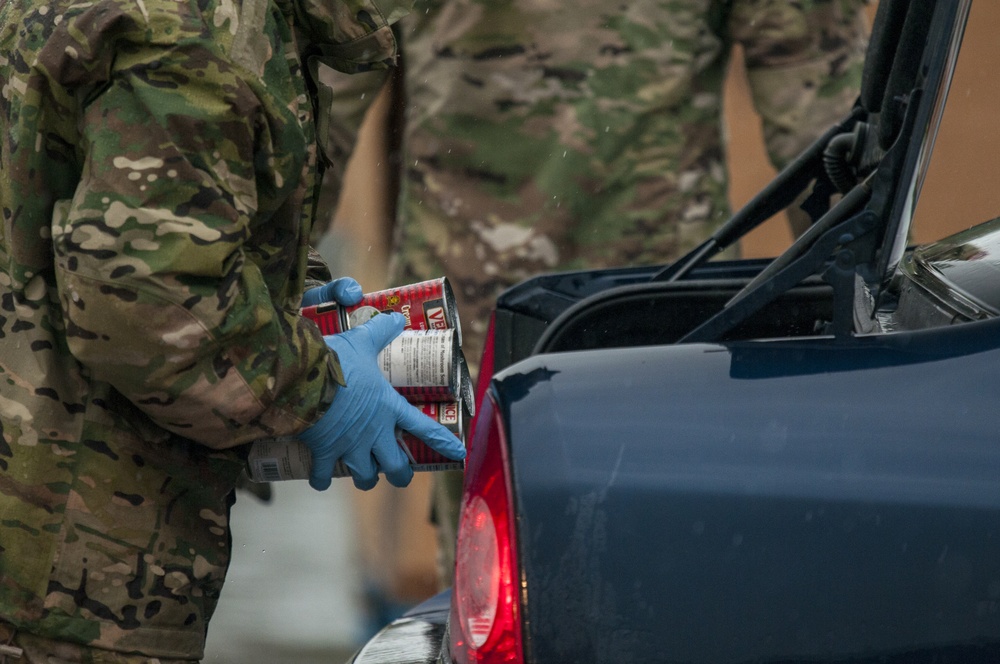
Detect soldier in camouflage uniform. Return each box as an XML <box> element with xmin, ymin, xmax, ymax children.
<box><xmin>0</xmin><ymin>0</ymin><xmax>469</xmax><ymax>661</ymax></box>
<box><xmin>316</xmin><ymin>0</ymin><xmax>870</xmax><ymax>588</ymax></box>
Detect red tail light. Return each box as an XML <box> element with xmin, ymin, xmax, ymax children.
<box><xmin>467</xmin><ymin>311</ymin><xmax>496</xmax><ymax>439</ymax></box>
<box><xmin>450</xmin><ymin>314</ymin><xmax>524</xmax><ymax>663</ymax></box>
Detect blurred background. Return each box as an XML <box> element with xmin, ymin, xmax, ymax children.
<box><xmin>202</xmin><ymin>482</ymin><xmax>364</xmax><ymax>663</ymax></box>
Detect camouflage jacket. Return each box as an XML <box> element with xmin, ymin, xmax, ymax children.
<box><xmin>0</xmin><ymin>0</ymin><xmax>406</xmax><ymax>658</ymax></box>
<box><xmin>315</xmin><ymin>0</ymin><xmax>870</xmax><ymax>371</ymax></box>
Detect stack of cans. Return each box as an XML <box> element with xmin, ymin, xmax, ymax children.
<box><xmin>247</xmin><ymin>278</ymin><xmax>473</xmax><ymax>482</ymax></box>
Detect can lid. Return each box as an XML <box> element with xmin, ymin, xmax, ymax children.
<box><xmin>441</xmin><ymin>276</ymin><xmax>463</xmax><ymax>348</ymax></box>
<box><xmin>458</xmin><ymin>352</ymin><xmax>475</xmax><ymax>417</ymax></box>
<box><xmin>344</xmin><ymin>304</ymin><xmax>380</xmax><ymax>329</ymax></box>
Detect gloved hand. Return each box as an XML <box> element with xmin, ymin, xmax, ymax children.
<box><xmin>302</xmin><ymin>276</ymin><xmax>363</xmax><ymax>308</ymax></box>
<box><xmin>299</xmin><ymin>311</ymin><xmax>467</xmax><ymax>491</ymax></box>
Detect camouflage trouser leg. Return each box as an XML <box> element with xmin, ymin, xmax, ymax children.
<box><xmin>0</xmin><ymin>622</ymin><xmax>198</xmax><ymax>664</ymax></box>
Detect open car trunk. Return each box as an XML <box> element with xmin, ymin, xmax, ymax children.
<box><xmin>487</xmin><ymin>0</ymin><xmax>971</xmax><ymax>375</ymax></box>
<box><xmin>491</xmin><ymin>262</ymin><xmax>834</xmax><ymax>373</ymax></box>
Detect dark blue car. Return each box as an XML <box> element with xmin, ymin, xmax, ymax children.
<box><xmin>351</xmin><ymin>2</ymin><xmax>1000</xmax><ymax>662</ymax></box>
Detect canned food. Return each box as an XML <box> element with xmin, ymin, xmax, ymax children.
<box><xmin>302</xmin><ymin>277</ymin><xmax>461</xmax><ymax>344</ymax></box>
<box><xmin>381</xmin><ymin>329</ymin><xmax>464</xmax><ymax>403</ymax></box>
<box><xmin>246</xmin><ymin>437</ymin><xmax>313</xmax><ymax>482</ymax></box>
<box><xmin>397</xmin><ymin>401</ymin><xmax>467</xmax><ymax>468</ymax></box>
<box><xmin>458</xmin><ymin>353</ymin><xmax>476</xmax><ymax>417</ymax></box>
<box><xmin>266</xmin><ymin>276</ymin><xmax>470</xmax><ymax>483</ymax></box>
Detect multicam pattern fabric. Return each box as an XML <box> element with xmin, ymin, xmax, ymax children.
<box><xmin>1</xmin><ymin>621</ymin><xmax>198</xmax><ymax>663</ymax></box>
<box><xmin>0</xmin><ymin>0</ymin><xmax>407</xmax><ymax>658</ymax></box>
<box><xmin>318</xmin><ymin>0</ymin><xmax>870</xmax><ymax>372</ymax></box>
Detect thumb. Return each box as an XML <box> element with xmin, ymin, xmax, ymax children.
<box><xmin>326</xmin><ymin>277</ymin><xmax>363</xmax><ymax>305</ymax></box>
<box><xmin>356</xmin><ymin>312</ymin><xmax>406</xmax><ymax>351</ymax></box>
<box><xmin>302</xmin><ymin>277</ymin><xmax>363</xmax><ymax>307</ymax></box>
<box><xmin>308</xmin><ymin>446</ymin><xmax>335</xmax><ymax>492</ymax></box>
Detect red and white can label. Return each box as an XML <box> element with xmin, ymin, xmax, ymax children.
<box><xmin>397</xmin><ymin>401</ymin><xmax>466</xmax><ymax>467</ymax></box>
<box><xmin>301</xmin><ymin>277</ymin><xmax>461</xmax><ymax>343</ymax></box>
<box><xmin>302</xmin><ymin>301</ymin><xmax>347</xmax><ymax>335</ymax></box>
<box><xmin>352</xmin><ymin>277</ymin><xmax>458</xmax><ymax>336</ymax></box>
<box><xmin>267</xmin><ymin>277</ymin><xmax>469</xmax><ymax>483</ymax></box>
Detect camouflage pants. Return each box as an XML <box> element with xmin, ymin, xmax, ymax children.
<box><xmin>0</xmin><ymin>623</ymin><xmax>198</xmax><ymax>664</ymax></box>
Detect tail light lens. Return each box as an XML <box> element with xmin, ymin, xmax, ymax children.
<box><xmin>450</xmin><ymin>313</ymin><xmax>524</xmax><ymax>663</ymax></box>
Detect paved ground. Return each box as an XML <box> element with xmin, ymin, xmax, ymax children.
<box><xmin>202</xmin><ymin>481</ymin><xmax>366</xmax><ymax>664</ymax></box>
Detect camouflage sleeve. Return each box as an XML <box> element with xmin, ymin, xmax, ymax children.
<box><xmin>55</xmin><ymin>39</ymin><xmax>336</xmax><ymax>450</ymax></box>
<box><xmin>293</xmin><ymin>0</ymin><xmax>411</xmax><ymax>73</ymax></box>
<box><xmin>729</xmin><ymin>0</ymin><xmax>870</xmax><ymax>170</ymax></box>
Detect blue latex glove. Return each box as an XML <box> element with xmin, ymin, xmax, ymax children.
<box><xmin>299</xmin><ymin>312</ymin><xmax>467</xmax><ymax>491</ymax></box>
<box><xmin>302</xmin><ymin>276</ymin><xmax>363</xmax><ymax>308</ymax></box>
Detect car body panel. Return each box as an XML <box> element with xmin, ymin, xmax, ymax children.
<box><xmin>905</xmin><ymin>216</ymin><xmax>1000</xmax><ymax>318</ymax></box>
<box><xmin>497</xmin><ymin>322</ymin><xmax>1000</xmax><ymax>662</ymax></box>
<box><xmin>349</xmin><ymin>592</ymin><xmax>449</xmax><ymax>664</ymax></box>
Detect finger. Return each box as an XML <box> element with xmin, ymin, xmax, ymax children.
<box><xmin>327</xmin><ymin>277</ymin><xmax>363</xmax><ymax>305</ymax></box>
<box><xmin>356</xmin><ymin>311</ymin><xmax>406</xmax><ymax>350</ymax></box>
<box><xmin>371</xmin><ymin>432</ymin><xmax>415</xmax><ymax>488</ymax></box>
<box><xmin>343</xmin><ymin>446</ymin><xmax>380</xmax><ymax>491</ymax></box>
<box><xmin>308</xmin><ymin>448</ymin><xmax>336</xmax><ymax>492</ymax></box>
<box><xmin>301</xmin><ymin>277</ymin><xmax>363</xmax><ymax>307</ymax></box>
<box><xmin>393</xmin><ymin>394</ymin><xmax>467</xmax><ymax>461</ymax></box>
